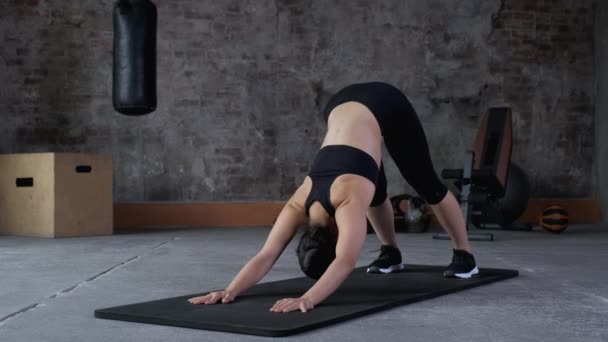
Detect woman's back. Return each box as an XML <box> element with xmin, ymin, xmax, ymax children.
<box><xmin>321</xmin><ymin>102</ymin><xmax>383</xmax><ymax>167</ymax></box>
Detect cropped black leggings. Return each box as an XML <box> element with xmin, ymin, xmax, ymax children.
<box><xmin>323</xmin><ymin>82</ymin><xmax>448</xmax><ymax>206</ymax></box>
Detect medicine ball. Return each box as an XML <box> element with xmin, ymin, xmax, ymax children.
<box><xmin>539</xmin><ymin>205</ymin><xmax>569</xmax><ymax>233</ymax></box>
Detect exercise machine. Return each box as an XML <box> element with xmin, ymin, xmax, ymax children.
<box><xmin>433</xmin><ymin>107</ymin><xmax>531</xmax><ymax>242</ymax></box>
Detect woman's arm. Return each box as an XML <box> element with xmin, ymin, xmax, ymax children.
<box><xmin>225</xmin><ymin>199</ymin><xmax>308</xmax><ymax>296</ymax></box>
<box><xmin>270</xmin><ymin>200</ymin><xmax>368</xmax><ymax>312</ymax></box>
<box><xmin>189</xmin><ymin>186</ymin><xmax>309</xmax><ymax>304</ymax></box>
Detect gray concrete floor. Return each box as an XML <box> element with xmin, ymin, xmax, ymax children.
<box><xmin>1</xmin><ymin>224</ymin><xmax>607</xmax><ymax>342</ymax></box>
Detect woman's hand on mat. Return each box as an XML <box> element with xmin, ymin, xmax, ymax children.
<box><xmin>188</xmin><ymin>291</ymin><xmax>235</xmax><ymax>305</ymax></box>
<box><xmin>270</xmin><ymin>297</ymin><xmax>315</xmax><ymax>313</ymax></box>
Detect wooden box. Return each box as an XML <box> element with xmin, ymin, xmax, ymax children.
<box><xmin>0</xmin><ymin>153</ymin><xmax>113</xmax><ymax>238</ymax></box>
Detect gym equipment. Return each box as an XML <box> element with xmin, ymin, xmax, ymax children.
<box><xmin>113</xmin><ymin>0</ymin><xmax>157</xmax><ymax>115</ymax></box>
<box><xmin>95</xmin><ymin>265</ymin><xmax>518</xmax><ymax>337</ymax></box>
<box><xmin>390</xmin><ymin>194</ymin><xmax>431</xmax><ymax>233</ymax></box>
<box><xmin>475</xmin><ymin>163</ymin><xmax>530</xmax><ymax>228</ymax></box>
<box><xmin>434</xmin><ymin>107</ymin><xmax>531</xmax><ymax>242</ymax></box>
<box><xmin>540</xmin><ymin>205</ymin><xmax>569</xmax><ymax>233</ymax></box>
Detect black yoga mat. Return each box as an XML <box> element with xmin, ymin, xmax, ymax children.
<box><xmin>95</xmin><ymin>265</ymin><xmax>518</xmax><ymax>337</ymax></box>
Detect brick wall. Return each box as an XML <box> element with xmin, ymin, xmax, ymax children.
<box><xmin>0</xmin><ymin>0</ymin><xmax>596</xmax><ymax>201</ymax></box>
<box><xmin>596</xmin><ymin>0</ymin><xmax>608</xmax><ymax>220</ymax></box>
<box><xmin>488</xmin><ymin>0</ymin><xmax>594</xmax><ymax>196</ymax></box>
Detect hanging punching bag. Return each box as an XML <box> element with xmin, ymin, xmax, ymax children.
<box><xmin>113</xmin><ymin>0</ymin><xmax>157</xmax><ymax>116</ymax></box>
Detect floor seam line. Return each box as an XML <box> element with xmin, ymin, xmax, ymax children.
<box><xmin>0</xmin><ymin>237</ymin><xmax>178</xmax><ymax>327</ymax></box>
<box><xmin>0</xmin><ymin>303</ymin><xmax>40</xmax><ymax>325</ymax></box>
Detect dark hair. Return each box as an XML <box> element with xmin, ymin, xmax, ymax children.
<box><xmin>296</xmin><ymin>225</ymin><xmax>337</xmax><ymax>280</ymax></box>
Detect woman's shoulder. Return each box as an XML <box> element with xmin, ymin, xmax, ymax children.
<box><xmin>331</xmin><ymin>175</ymin><xmax>375</xmax><ymax>207</ymax></box>
<box><xmin>288</xmin><ymin>177</ymin><xmax>313</xmax><ymax>208</ymax></box>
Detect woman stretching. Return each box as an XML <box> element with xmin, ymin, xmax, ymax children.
<box><xmin>189</xmin><ymin>82</ymin><xmax>478</xmax><ymax>313</ymax></box>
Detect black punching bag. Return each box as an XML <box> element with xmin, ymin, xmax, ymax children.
<box><xmin>113</xmin><ymin>0</ymin><xmax>157</xmax><ymax>115</ymax></box>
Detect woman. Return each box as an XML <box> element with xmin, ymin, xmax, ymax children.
<box><xmin>189</xmin><ymin>82</ymin><xmax>478</xmax><ymax>313</ymax></box>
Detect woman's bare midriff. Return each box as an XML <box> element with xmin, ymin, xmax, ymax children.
<box><xmin>321</xmin><ymin>101</ymin><xmax>382</xmax><ymax>166</ymax></box>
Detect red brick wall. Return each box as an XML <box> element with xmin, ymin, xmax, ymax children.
<box><xmin>0</xmin><ymin>0</ymin><xmax>596</xmax><ymax>200</ymax></box>
<box><xmin>487</xmin><ymin>0</ymin><xmax>594</xmax><ymax>196</ymax></box>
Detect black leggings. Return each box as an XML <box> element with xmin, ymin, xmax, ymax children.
<box><xmin>323</xmin><ymin>82</ymin><xmax>448</xmax><ymax>205</ymax></box>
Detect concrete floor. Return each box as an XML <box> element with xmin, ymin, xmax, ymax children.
<box><xmin>1</xmin><ymin>224</ymin><xmax>607</xmax><ymax>342</ymax></box>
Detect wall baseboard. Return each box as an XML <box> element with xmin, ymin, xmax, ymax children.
<box><xmin>114</xmin><ymin>198</ymin><xmax>601</xmax><ymax>230</ymax></box>
<box><xmin>114</xmin><ymin>202</ymin><xmax>285</xmax><ymax>229</ymax></box>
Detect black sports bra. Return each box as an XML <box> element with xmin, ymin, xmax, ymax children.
<box><xmin>305</xmin><ymin>145</ymin><xmax>379</xmax><ymax>217</ymax></box>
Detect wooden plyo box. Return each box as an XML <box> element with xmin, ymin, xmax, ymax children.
<box><xmin>0</xmin><ymin>153</ymin><xmax>113</xmax><ymax>238</ymax></box>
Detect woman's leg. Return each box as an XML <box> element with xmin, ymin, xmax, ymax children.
<box><xmin>367</xmin><ymin>199</ymin><xmax>399</xmax><ymax>247</ymax></box>
<box><xmin>366</xmin><ymin>163</ymin><xmax>399</xmax><ymax>247</ymax></box>
<box><xmin>366</xmin><ymin>163</ymin><xmax>404</xmax><ymax>274</ymax></box>
<box><xmin>428</xmin><ymin>191</ymin><xmax>473</xmax><ymax>253</ymax></box>
<box><xmin>382</xmin><ymin>105</ymin><xmax>473</xmax><ymax>254</ymax></box>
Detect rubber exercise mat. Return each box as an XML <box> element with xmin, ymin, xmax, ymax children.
<box><xmin>95</xmin><ymin>265</ymin><xmax>518</xmax><ymax>337</ymax></box>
